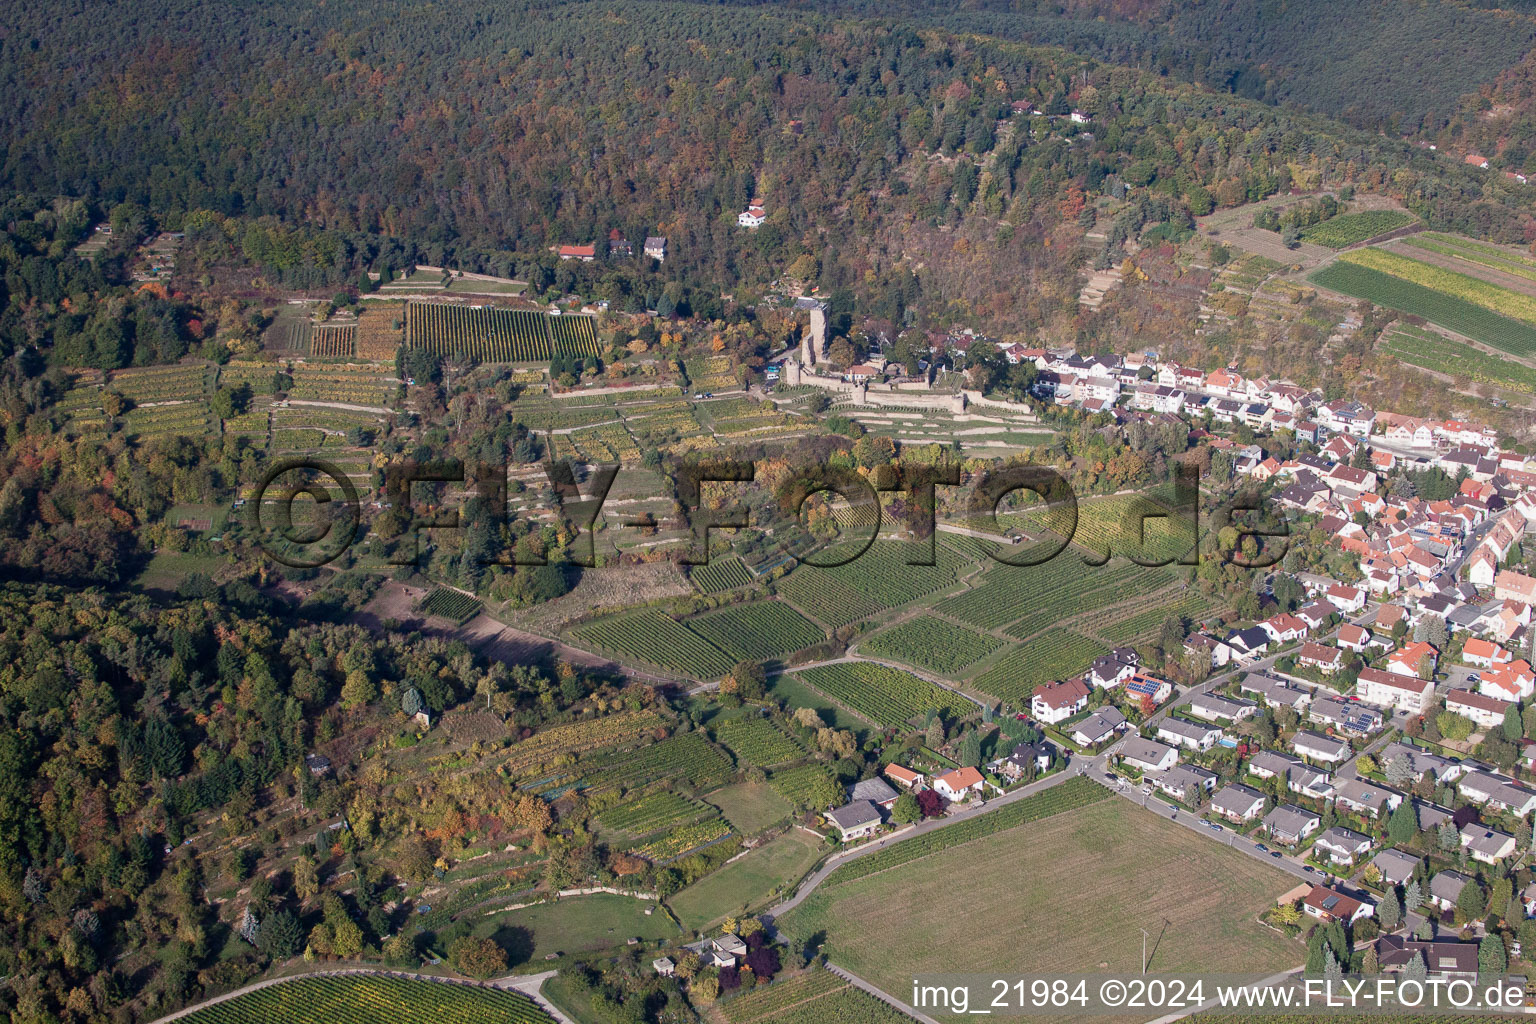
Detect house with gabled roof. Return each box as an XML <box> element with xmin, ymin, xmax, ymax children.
<box><xmin>932</xmin><ymin>766</ymin><xmax>986</xmax><ymax>802</ymax></box>
<box><xmin>1153</xmin><ymin>763</ymin><xmax>1218</xmax><ymax>803</ymax></box>
<box><xmin>1030</xmin><ymin>677</ymin><xmax>1091</xmax><ymax>724</ymax></box>
<box><xmin>1155</xmin><ymin>718</ymin><xmax>1222</xmax><ymax>752</ymax></box>
<box><xmin>1293</xmin><ymin>730</ymin><xmax>1350</xmax><ymax>764</ymax></box>
<box><xmin>884</xmin><ymin>764</ymin><xmax>924</xmax><ymax>789</ymax></box>
<box><xmin>826</xmin><ymin>800</ymin><xmax>882</xmax><ymax>841</ymax></box>
<box><xmin>1370</xmin><ymin>848</ymin><xmax>1420</xmax><ymax>887</ymax></box>
<box><xmin>1333</xmin><ymin>778</ymin><xmax>1403</xmax><ymax>820</ymax></box>
<box><xmin>1210</xmin><ymin>783</ymin><xmax>1266</xmax><ymax>822</ymax></box>
<box><xmin>1314</xmin><ymin>826</ymin><xmax>1373</xmax><ymax>865</ymax></box>
<box><xmin>1445</xmin><ymin>688</ymin><xmax>1512</xmax><ymax>730</ymax></box>
<box><xmin>1119</xmin><ymin>737</ymin><xmax>1177</xmax><ymax>773</ymax></box>
<box><xmin>1461</xmin><ymin>823</ymin><xmax>1516</xmax><ymax>864</ymax></box>
<box><xmin>1070</xmin><ymin>706</ymin><xmax>1127</xmax><ymax>747</ymax></box>
<box><xmin>1263</xmin><ymin>804</ymin><xmax>1322</xmax><ymax>845</ymax></box>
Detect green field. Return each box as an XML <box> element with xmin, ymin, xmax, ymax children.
<box><xmin>175</xmin><ymin>977</ymin><xmax>554</xmax><ymax>1024</ymax></box>
<box><xmin>861</xmin><ymin>615</ymin><xmax>1004</xmax><ymax>675</ymax></box>
<box><xmin>1402</xmin><ymin>231</ymin><xmax>1536</xmax><ymax>282</ymax></box>
<box><xmin>795</xmin><ymin>662</ymin><xmax>975</xmax><ymax>727</ymax></box>
<box><xmin>1298</xmin><ymin>209</ymin><xmax>1415</xmax><ymax>247</ymax></box>
<box><xmin>1312</xmin><ymin>252</ymin><xmax>1536</xmax><ymax>357</ymax></box>
<box><xmin>133</xmin><ymin>551</ymin><xmax>225</xmax><ymax>591</ymax></box>
<box><xmin>776</xmin><ymin>791</ymin><xmax>1297</xmax><ymax>998</ymax></box>
<box><xmin>707</xmin><ymin>781</ymin><xmax>796</xmax><ymax>833</ymax></box>
<box><xmin>668</xmin><ymin>828</ymin><xmax>826</xmax><ymax>931</ymax></box>
<box><xmin>767</xmin><ymin>673</ymin><xmax>867</xmax><ymax>733</ymax></box>
<box><xmin>766</xmin><ymin>762</ymin><xmax>838</xmax><ymax>810</ymax></box>
<box><xmin>971</xmin><ymin>632</ymin><xmax>1108</xmax><ymax>705</ymax></box>
<box><xmin>475</xmin><ymin>893</ymin><xmax>681</xmax><ymax>962</ymax></box>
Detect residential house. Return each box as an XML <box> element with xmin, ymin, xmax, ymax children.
<box><xmin>1332</xmin><ymin>778</ymin><xmax>1404</xmax><ymax>820</ymax></box>
<box><xmin>1314</xmin><ymin>826</ymin><xmax>1373</xmax><ymax>865</ymax></box>
<box><xmin>1263</xmin><ymin>804</ymin><xmax>1323</xmax><ymax>845</ymax></box>
<box><xmin>1301</xmin><ymin>884</ymin><xmax>1375</xmax><ymax>924</ymax></box>
<box><xmin>884</xmin><ymin>764</ymin><xmax>924</xmax><ymax>789</ymax></box>
<box><xmin>1001</xmin><ymin>742</ymin><xmax>1052</xmax><ymax>781</ymax></box>
<box><xmin>1461</xmin><ymin>824</ymin><xmax>1517</xmax><ymax>864</ymax></box>
<box><xmin>1298</xmin><ymin>642</ymin><xmax>1343</xmax><ymax>674</ymax></box>
<box><xmin>1155</xmin><ymin>718</ymin><xmax>1223</xmax><ymax>752</ymax></box>
<box><xmin>1338</xmin><ymin>624</ymin><xmax>1372</xmax><ymax>652</ymax></box>
<box><xmin>1309</xmin><ymin>695</ymin><xmax>1383</xmax><ymax>735</ymax></box>
<box><xmin>932</xmin><ymin>766</ymin><xmax>986</xmax><ymax>802</ymax></box>
<box><xmin>1377</xmin><ymin>741</ymin><xmax>1462</xmax><ymax>784</ymax></box>
<box><xmin>1293</xmin><ymin>730</ymin><xmax>1350</xmax><ymax>764</ymax></box>
<box><xmin>1226</xmin><ymin>626</ymin><xmax>1272</xmax><ymax>660</ymax></box>
<box><xmin>652</xmin><ymin>957</ymin><xmax>675</xmax><ymax>977</ymax></box>
<box><xmin>1494</xmin><ymin>571</ymin><xmax>1536</xmax><ymax>604</ymax></box>
<box><xmin>1210</xmin><ymin>783</ymin><xmax>1266</xmax><ymax>822</ymax></box>
<box><xmin>1119</xmin><ymin>737</ymin><xmax>1177</xmax><ymax>773</ymax></box>
<box><xmin>1240</xmin><ymin>673</ymin><xmax>1311</xmax><ymax>709</ymax></box>
<box><xmin>737</xmin><ymin>201</ymin><xmax>767</xmax><ymax>228</ymax></box>
<box><xmin>1462</xmin><ymin>638</ymin><xmax>1511</xmax><ymax>668</ymax></box>
<box><xmin>1375</xmin><ymin>937</ymin><xmax>1479</xmax><ymax>980</ymax></box>
<box><xmin>1445</xmin><ymin>688</ymin><xmax>1513</xmax><ymax>730</ymax></box>
<box><xmin>1031</xmin><ymin>678</ymin><xmax>1091</xmax><ymax>725</ymax></box>
<box><xmin>850</xmin><ymin>777</ymin><xmax>899</xmax><ymax>811</ymax></box>
<box><xmin>1153</xmin><ymin>763</ymin><xmax>1218</xmax><ymax>803</ymax></box>
<box><xmin>643</xmin><ymin>236</ymin><xmax>667</xmax><ymax>261</ymax></box>
<box><xmin>557</xmin><ymin>244</ymin><xmax>596</xmax><ymax>261</ymax></box>
<box><xmin>1481</xmin><ymin>659</ymin><xmax>1536</xmax><ymax>702</ymax></box>
<box><xmin>1124</xmin><ymin>672</ymin><xmax>1173</xmax><ymax>705</ymax></box>
<box><xmin>1357</xmin><ymin>667</ymin><xmax>1435</xmax><ymax>714</ymax></box>
<box><xmin>826</xmin><ymin>800</ymin><xmax>883</xmax><ymax>841</ymax></box>
<box><xmin>1186</xmin><ymin>692</ymin><xmax>1257</xmax><ymax>723</ymax></box>
<box><xmin>1428</xmin><ymin>870</ymin><xmax>1474</xmax><ymax>911</ymax></box>
<box><xmin>1457</xmin><ymin>771</ymin><xmax>1536</xmax><ymax>815</ymax></box>
<box><xmin>1087</xmin><ymin>648</ymin><xmax>1140</xmax><ymax>689</ymax></box>
<box><xmin>1370</xmin><ymin>848</ymin><xmax>1421</xmax><ymax>887</ymax></box>
<box><xmin>1248</xmin><ymin>750</ymin><xmax>1335</xmax><ymax>798</ymax></box>
<box><xmin>1325</xmin><ymin>585</ymin><xmax>1368</xmax><ymax>613</ymax></box>
<box><xmin>1070</xmin><ymin>706</ymin><xmax>1129</xmax><ymax>747</ymax></box>
<box><xmin>1386</xmin><ymin>642</ymin><xmax>1438</xmax><ymax>678</ymax></box>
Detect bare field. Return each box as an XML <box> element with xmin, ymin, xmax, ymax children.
<box><xmin>777</xmin><ymin>798</ymin><xmax>1299</xmax><ymax>991</ymax></box>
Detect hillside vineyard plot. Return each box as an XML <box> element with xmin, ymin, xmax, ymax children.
<box><xmin>860</xmin><ymin>615</ymin><xmax>1004</xmax><ymax>674</ymax></box>
<box><xmin>175</xmin><ymin>977</ymin><xmax>555</xmax><ymax>1024</ymax></box>
<box><xmin>713</xmin><ymin>715</ymin><xmax>805</xmax><ymax>766</ymax></box>
<box><xmin>404</xmin><ymin>301</ymin><xmax>600</xmax><ymax>361</ymax></box>
<box><xmin>795</xmin><ymin>662</ymin><xmax>974</xmax><ymax>727</ymax></box>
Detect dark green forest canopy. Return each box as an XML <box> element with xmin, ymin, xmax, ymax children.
<box><xmin>0</xmin><ymin>0</ymin><xmax>1528</xmax><ymax>281</ymax></box>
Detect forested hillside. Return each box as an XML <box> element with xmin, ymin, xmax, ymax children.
<box><xmin>2</xmin><ymin>0</ymin><xmax>1532</xmax><ymax>339</ymax></box>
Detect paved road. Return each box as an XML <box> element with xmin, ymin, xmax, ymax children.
<box><xmin>827</xmin><ymin>962</ymin><xmax>942</xmax><ymax>1024</ymax></box>
<box><xmin>496</xmin><ymin>970</ymin><xmax>573</xmax><ymax>1023</ymax></box>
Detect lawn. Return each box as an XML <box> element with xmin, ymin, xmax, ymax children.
<box><xmin>472</xmin><ymin>893</ymin><xmax>680</xmax><ymax>964</ymax></box>
<box><xmin>767</xmin><ymin>672</ymin><xmax>868</xmax><ymax>734</ymax></box>
<box><xmin>668</xmin><ymin>828</ymin><xmax>826</xmax><ymax>932</ymax></box>
<box><xmin>775</xmin><ymin>798</ymin><xmax>1299</xmax><ymax>993</ymax></box>
<box><xmin>707</xmin><ymin>781</ymin><xmax>795</xmax><ymax>833</ymax></box>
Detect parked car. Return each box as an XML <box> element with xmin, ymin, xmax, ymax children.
<box><xmin>1303</xmin><ymin>865</ymin><xmax>1315</xmax><ymax>873</ymax></box>
<box><xmin>1255</xmin><ymin>843</ymin><xmax>1269</xmax><ymax>852</ymax></box>
<box><xmin>1141</xmin><ymin>783</ymin><xmax>1153</xmax><ymax>795</ymax></box>
<box><xmin>1270</xmin><ymin>851</ymin><xmax>1283</xmax><ymax>859</ymax></box>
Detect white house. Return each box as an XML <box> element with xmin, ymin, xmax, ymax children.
<box><xmin>1155</xmin><ymin>718</ymin><xmax>1223</xmax><ymax>752</ymax></box>
<box><xmin>1119</xmin><ymin>737</ymin><xmax>1177</xmax><ymax>773</ymax></box>
<box><xmin>932</xmin><ymin>766</ymin><xmax>986</xmax><ymax>802</ymax></box>
<box><xmin>1293</xmin><ymin>730</ymin><xmax>1350</xmax><ymax>764</ymax></box>
<box><xmin>1030</xmin><ymin>678</ymin><xmax>1091</xmax><ymax>725</ymax></box>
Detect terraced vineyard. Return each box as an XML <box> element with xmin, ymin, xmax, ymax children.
<box><xmin>1401</xmin><ymin>232</ymin><xmax>1536</xmax><ymax>283</ymax></box>
<box><xmin>418</xmin><ymin>588</ymin><xmax>482</xmax><ymax>624</ymax></box>
<box><xmin>567</xmin><ymin>610</ymin><xmax>737</xmax><ymax>678</ymax></box>
<box><xmin>287</xmin><ymin>363</ymin><xmax>398</xmax><ymax>406</ymax></box>
<box><xmin>796</xmin><ymin>662</ymin><xmax>974</xmax><ymax>727</ymax></box>
<box><xmin>636</xmin><ymin>818</ymin><xmax>732</xmax><ymax>862</ymax></box>
<box><xmin>690</xmin><ymin>556</ymin><xmax>756</xmax><ymax>593</ymax></box>
<box><xmin>549</xmin><ymin>312</ymin><xmax>602</xmax><ymax>357</ymax></box>
<box><xmin>768</xmin><ymin>763</ymin><xmax>837</xmax><ymax>808</ymax></box>
<box><xmin>686</xmin><ymin>355</ymin><xmax>739</xmax><ymax>391</ymax></box>
<box><xmin>861</xmin><ymin>616</ymin><xmax>1004</xmax><ymax>674</ymax></box>
<box><xmin>972</xmin><ymin>632</ymin><xmax>1108</xmax><ymax>704</ymax></box>
<box><xmin>685</xmin><ymin>602</ymin><xmax>825</xmax><ymax>661</ymax></box>
<box><xmin>595</xmin><ymin>790</ymin><xmax>715</xmax><ymax>836</ymax></box>
<box><xmin>309</xmin><ymin>322</ymin><xmax>358</xmax><ymax>357</ymax></box>
<box><xmin>174</xmin><ymin>976</ymin><xmax>555</xmax><ymax>1024</ymax></box>
<box><xmin>776</xmin><ymin>540</ymin><xmax>966</xmax><ymax>628</ymax></box>
<box><xmin>355</xmin><ymin>305</ymin><xmax>404</xmax><ymax>359</ymax></box>
<box><xmin>1298</xmin><ymin>209</ymin><xmax>1415</xmax><ymax>248</ymax></box>
<box><xmin>405</xmin><ymin>301</ymin><xmax>600</xmax><ymax>361</ymax></box>
<box><xmin>1378</xmin><ymin>322</ymin><xmax>1536</xmax><ymax>394</ymax></box>
<box><xmin>498</xmin><ymin>710</ymin><xmax>666</xmax><ymax>779</ymax></box>
<box><xmin>718</xmin><ymin>969</ymin><xmax>854</xmax><ymax>1024</ymax></box>
<box><xmin>1313</xmin><ymin>252</ymin><xmax>1536</xmax><ymax>357</ymax></box>
<box><xmin>714</xmin><ymin>715</ymin><xmax>805</xmax><ymax>766</ymax></box>
<box><xmin>581</xmin><ymin>732</ymin><xmax>735</xmax><ymax>792</ymax></box>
